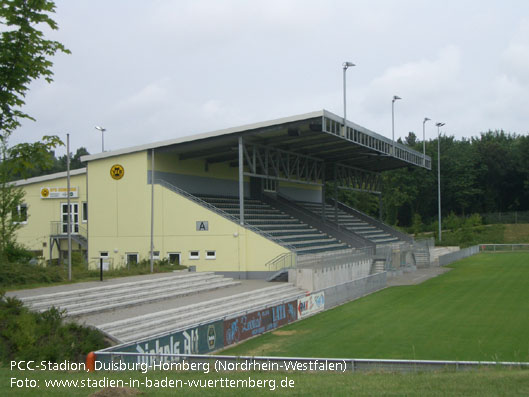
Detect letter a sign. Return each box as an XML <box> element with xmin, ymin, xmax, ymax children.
<box><xmin>196</xmin><ymin>221</ymin><xmax>209</xmax><ymax>231</ymax></box>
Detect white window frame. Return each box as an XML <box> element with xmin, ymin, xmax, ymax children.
<box><xmin>206</xmin><ymin>250</ymin><xmax>216</xmax><ymax>260</ymax></box>
<box><xmin>126</xmin><ymin>252</ymin><xmax>139</xmax><ymax>265</ymax></box>
<box><xmin>13</xmin><ymin>203</ymin><xmax>28</xmax><ymax>224</ymax></box>
<box><xmin>82</xmin><ymin>202</ymin><xmax>88</xmax><ymax>223</ymax></box>
<box><xmin>189</xmin><ymin>250</ymin><xmax>200</xmax><ymax>260</ymax></box>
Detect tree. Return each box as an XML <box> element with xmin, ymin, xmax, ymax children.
<box><xmin>0</xmin><ymin>0</ymin><xmax>70</xmax><ymax>137</ymax></box>
<box><xmin>0</xmin><ymin>135</ymin><xmax>62</xmax><ymax>255</ymax></box>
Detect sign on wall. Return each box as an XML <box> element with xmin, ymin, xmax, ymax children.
<box><xmin>196</xmin><ymin>221</ymin><xmax>209</xmax><ymax>231</ymax></box>
<box><xmin>297</xmin><ymin>291</ymin><xmax>325</xmax><ymax>319</ymax></box>
<box><xmin>110</xmin><ymin>164</ymin><xmax>125</xmax><ymax>180</ymax></box>
<box><xmin>40</xmin><ymin>187</ymin><xmax>78</xmax><ymax>199</ymax></box>
<box><xmin>224</xmin><ymin>300</ymin><xmax>297</xmax><ymax>346</ymax></box>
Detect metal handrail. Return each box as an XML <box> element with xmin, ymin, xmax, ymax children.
<box><xmin>155</xmin><ymin>179</ymin><xmax>297</xmax><ymax>251</ymax></box>
<box><xmin>267</xmin><ymin>193</ymin><xmax>375</xmax><ymax>249</ymax></box>
<box><xmin>265</xmin><ymin>252</ymin><xmax>297</xmax><ymax>272</ymax></box>
<box><xmin>50</xmin><ymin>221</ymin><xmax>87</xmax><ymax>240</ymax></box>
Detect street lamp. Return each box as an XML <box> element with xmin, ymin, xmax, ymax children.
<box><xmin>95</xmin><ymin>126</ymin><xmax>106</xmax><ymax>152</ymax></box>
<box><xmin>423</xmin><ymin>117</ymin><xmax>430</xmax><ymax>166</ymax></box>
<box><xmin>342</xmin><ymin>61</ymin><xmax>355</xmax><ymax>128</ymax></box>
<box><xmin>436</xmin><ymin>122</ymin><xmax>445</xmax><ymax>242</ymax></box>
<box><xmin>391</xmin><ymin>95</ymin><xmax>401</xmax><ymax>154</ymax></box>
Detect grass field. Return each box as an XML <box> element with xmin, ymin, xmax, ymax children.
<box><xmin>1</xmin><ymin>367</ymin><xmax>529</xmax><ymax>396</ymax></box>
<box><xmin>223</xmin><ymin>252</ymin><xmax>529</xmax><ymax>362</ymax></box>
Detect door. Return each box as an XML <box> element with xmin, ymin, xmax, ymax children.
<box><xmin>61</xmin><ymin>203</ymin><xmax>79</xmax><ymax>234</ymax></box>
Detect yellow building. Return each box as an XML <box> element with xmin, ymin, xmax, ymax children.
<box><xmin>14</xmin><ymin>169</ymin><xmax>88</xmax><ymax>263</ymax></box>
<box><xmin>14</xmin><ymin>110</ymin><xmax>430</xmax><ymax>279</ymax></box>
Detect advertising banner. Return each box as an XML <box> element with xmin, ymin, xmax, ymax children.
<box><xmin>224</xmin><ymin>300</ymin><xmax>297</xmax><ymax>346</ymax></box>
<box><xmin>297</xmin><ymin>291</ymin><xmax>325</xmax><ymax>319</ymax></box>
<box><xmin>100</xmin><ymin>320</ymin><xmax>224</xmax><ymax>364</ymax></box>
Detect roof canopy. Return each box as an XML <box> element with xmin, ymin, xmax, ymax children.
<box><xmin>82</xmin><ymin>110</ymin><xmax>431</xmax><ymax>173</ymax></box>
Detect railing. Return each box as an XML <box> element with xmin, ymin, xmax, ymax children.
<box><xmin>438</xmin><ymin>245</ymin><xmax>480</xmax><ymax>266</ymax></box>
<box><xmin>265</xmin><ymin>252</ymin><xmax>297</xmax><ymax>272</ymax></box>
<box><xmin>264</xmin><ymin>193</ymin><xmax>375</xmax><ymax>250</ymax></box>
<box><xmin>155</xmin><ymin>179</ymin><xmax>297</xmax><ymax>252</ymax></box>
<box><xmin>297</xmin><ymin>247</ymin><xmax>373</xmax><ymax>269</ymax></box>
<box><xmin>50</xmin><ymin>221</ymin><xmax>87</xmax><ymax>241</ymax></box>
<box><xmin>92</xmin><ymin>351</ymin><xmax>529</xmax><ymax>373</ymax></box>
<box><xmin>480</xmin><ymin>244</ymin><xmax>529</xmax><ymax>252</ymax></box>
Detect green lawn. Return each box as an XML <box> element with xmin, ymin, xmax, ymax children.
<box><xmin>1</xmin><ymin>368</ymin><xmax>529</xmax><ymax>396</ymax></box>
<box><xmin>223</xmin><ymin>253</ymin><xmax>529</xmax><ymax>362</ymax></box>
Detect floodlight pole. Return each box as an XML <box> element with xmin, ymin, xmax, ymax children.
<box><xmin>95</xmin><ymin>126</ymin><xmax>106</xmax><ymax>152</ymax></box>
<box><xmin>436</xmin><ymin>122</ymin><xmax>445</xmax><ymax>242</ymax></box>
<box><xmin>342</xmin><ymin>61</ymin><xmax>355</xmax><ymax>128</ymax></box>
<box><xmin>423</xmin><ymin>117</ymin><xmax>430</xmax><ymax>166</ymax></box>
<box><xmin>391</xmin><ymin>95</ymin><xmax>401</xmax><ymax>155</ymax></box>
<box><xmin>67</xmin><ymin>133</ymin><xmax>72</xmax><ymax>281</ymax></box>
<box><xmin>150</xmin><ymin>148</ymin><xmax>155</xmax><ymax>273</ymax></box>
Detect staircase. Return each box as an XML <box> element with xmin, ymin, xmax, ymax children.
<box><xmin>196</xmin><ymin>195</ymin><xmax>351</xmax><ymax>256</ymax></box>
<box><xmin>299</xmin><ymin>201</ymin><xmax>404</xmax><ymax>245</ymax></box>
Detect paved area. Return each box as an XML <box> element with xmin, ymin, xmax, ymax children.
<box><xmin>387</xmin><ymin>266</ymin><xmax>451</xmax><ymax>287</ymax></box>
<box><xmin>5</xmin><ymin>271</ymin><xmax>272</xmax><ymax>327</ymax></box>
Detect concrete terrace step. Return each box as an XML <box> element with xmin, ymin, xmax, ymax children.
<box><xmin>19</xmin><ymin>272</ymin><xmax>216</xmax><ymax>305</ymax></box>
<box><xmin>26</xmin><ymin>275</ymin><xmax>230</xmax><ymax>312</ymax></box>
<box><xmin>21</xmin><ymin>273</ymin><xmax>241</xmax><ymax>317</ymax></box>
<box><xmin>99</xmin><ymin>284</ymin><xmax>306</xmax><ymax>343</ymax></box>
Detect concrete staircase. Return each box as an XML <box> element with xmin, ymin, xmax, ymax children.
<box><xmin>299</xmin><ymin>202</ymin><xmax>402</xmax><ymax>245</ymax></box>
<box><xmin>19</xmin><ymin>273</ymin><xmax>240</xmax><ymax>317</ymax></box>
<box><xmin>98</xmin><ymin>283</ymin><xmax>306</xmax><ymax>343</ymax></box>
<box><xmin>196</xmin><ymin>195</ymin><xmax>351</xmax><ymax>255</ymax></box>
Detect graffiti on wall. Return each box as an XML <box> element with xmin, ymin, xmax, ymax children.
<box><xmin>224</xmin><ymin>300</ymin><xmax>297</xmax><ymax>346</ymax></box>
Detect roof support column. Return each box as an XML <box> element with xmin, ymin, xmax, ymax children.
<box><xmin>321</xmin><ymin>163</ymin><xmax>326</xmax><ymax>221</ymax></box>
<box><xmin>238</xmin><ymin>136</ymin><xmax>244</xmax><ymax>225</ymax></box>
<box><xmin>334</xmin><ymin>163</ymin><xmax>338</xmax><ymax>223</ymax></box>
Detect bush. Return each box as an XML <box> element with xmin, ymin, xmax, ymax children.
<box><xmin>0</xmin><ymin>292</ymin><xmax>108</xmax><ymax>362</ymax></box>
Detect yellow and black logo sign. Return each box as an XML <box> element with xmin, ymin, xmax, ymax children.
<box><xmin>110</xmin><ymin>164</ymin><xmax>125</xmax><ymax>180</ymax></box>
<box><xmin>40</xmin><ymin>188</ymin><xmax>50</xmax><ymax>198</ymax></box>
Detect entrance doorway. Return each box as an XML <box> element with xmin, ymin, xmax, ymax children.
<box><xmin>61</xmin><ymin>203</ymin><xmax>79</xmax><ymax>234</ymax></box>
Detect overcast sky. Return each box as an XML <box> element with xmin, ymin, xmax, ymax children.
<box><xmin>13</xmin><ymin>0</ymin><xmax>529</xmax><ymax>155</ymax></box>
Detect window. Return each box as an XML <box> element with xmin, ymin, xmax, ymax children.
<box><xmin>12</xmin><ymin>203</ymin><xmax>28</xmax><ymax>224</ymax></box>
<box><xmin>82</xmin><ymin>202</ymin><xmax>88</xmax><ymax>222</ymax></box>
<box><xmin>189</xmin><ymin>251</ymin><xmax>199</xmax><ymax>260</ymax></box>
<box><xmin>126</xmin><ymin>253</ymin><xmax>139</xmax><ymax>265</ymax></box>
<box><xmin>206</xmin><ymin>250</ymin><xmax>216</xmax><ymax>260</ymax></box>
<box><xmin>168</xmin><ymin>252</ymin><xmax>181</xmax><ymax>265</ymax></box>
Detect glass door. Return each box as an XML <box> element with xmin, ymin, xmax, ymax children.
<box><xmin>61</xmin><ymin>203</ymin><xmax>79</xmax><ymax>234</ymax></box>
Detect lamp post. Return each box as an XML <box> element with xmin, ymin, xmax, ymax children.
<box><xmin>391</xmin><ymin>95</ymin><xmax>401</xmax><ymax>154</ymax></box>
<box><xmin>423</xmin><ymin>117</ymin><xmax>430</xmax><ymax>166</ymax></box>
<box><xmin>436</xmin><ymin>122</ymin><xmax>445</xmax><ymax>242</ymax></box>
<box><xmin>95</xmin><ymin>126</ymin><xmax>106</xmax><ymax>152</ymax></box>
<box><xmin>342</xmin><ymin>62</ymin><xmax>355</xmax><ymax>127</ymax></box>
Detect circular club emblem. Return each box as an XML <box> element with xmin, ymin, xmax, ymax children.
<box><xmin>40</xmin><ymin>188</ymin><xmax>50</xmax><ymax>198</ymax></box>
<box><xmin>207</xmin><ymin>325</ymin><xmax>216</xmax><ymax>350</ymax></box>
<box><xmin>110</xmin><ymin>164</ymin><xmax>125</xmax><ymax>180</ymax></box>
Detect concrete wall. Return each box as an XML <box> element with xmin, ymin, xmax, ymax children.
<box><xmin>289</xmin><ymin>258</ymin><xmax>372</xmax><ymax>291</ymax></box>
<box><xmin>322</xmin><ymin>272</ymin><xmax>387</xmax><ymax>309</ymax></box>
